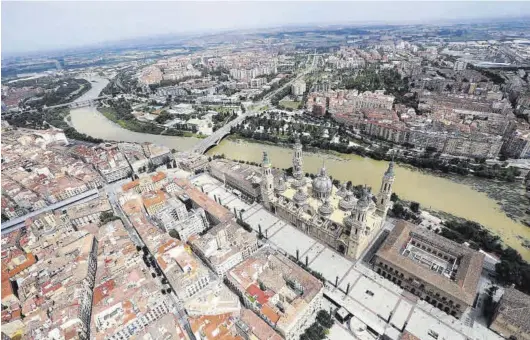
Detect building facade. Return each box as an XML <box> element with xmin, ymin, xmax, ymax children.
<box><xmin>261</xmin><ymin>138</ymin><xmax>394</xmax><ymax>260</ymax></box>
<box><xmin>490</xmin><ymin>287</ymin><xmax>530</xmax><ymax>340</ymax></box>
<box><xmin>373</xmin><ymin>221</ymin><xmax>484</xmax><ymax>319</ymax></box>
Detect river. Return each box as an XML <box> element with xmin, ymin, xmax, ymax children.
<box><xmin>69</xmin><ymin>77</ymin><xmax>530</xmax><ymax>260</ymax></box>
<box><xmin>69</xmin><ymin>76</ymin><xmax>199</xmax><ymax>150</ymax></box>
<box><xmin>208</xmin><ymin>139</ymin><xmax>530</xmax><ymax>260</ymax></box>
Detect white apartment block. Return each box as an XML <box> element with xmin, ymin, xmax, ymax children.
<box><xmin>454</xmin><ymin>60</ymin><xmax>468</xmax><ymax>72</ymax></box>
<box><xmin>100</xmin><ymin>165</ymin><xmax>131</xmax><ymax>183</ymax></box>
<box><xmin>154</xmin><ymin>197</ymin><xmax>189</xmax><ymax>232</ymax></box>
<box><xmin>291</xmin><ymin>80</ymin><xmax>307</xmax><ymax>96</ymax></box>
<box><xmin>100</xmin><ymin>298</ymin><xmax>172</xmax><ymax>340</ymax></box>
<box><xmin>167</xmin><ymin>208</ymin><xmax>209</xmax><ymax>242</ymax></box>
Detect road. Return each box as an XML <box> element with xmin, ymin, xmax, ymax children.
<box><xmin>102</xmin><ymin>177</ymin><xmax>195</xmax><ymax>339</ymax></box>
<box><xmin>190</xmin><ymin>56</ymin><xmax>316</xmax><ymax>154</ymax></box>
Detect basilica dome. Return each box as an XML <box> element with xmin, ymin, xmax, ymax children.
<box><xmin>312</xmin><ymin>166</ymin><xmax>333</xmax><ymax>199</ymax></box>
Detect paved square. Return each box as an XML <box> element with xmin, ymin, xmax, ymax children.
<box><xmin>223</xmin><ymin>196</ymin><xmax>250</xmax><ymax>212</ymax></box>
<box><xmin>405</xmin><ymin>309</ymin><xmax>466</xmax><ymax>340</ymax></box>
<box><xmin>199</xmin><ymin>183</ymin><xmax>220</xmax><ymax>195</ymax></box>
<box><xmin>190</xmin><ymin>173</ymin><xmax>220</xmax><ymax>187</ymax></box>
<box><xmin>349</xmin><ymin>276</ymin><xmax>400</xmax><ymax>321</ymax></box>
<box><xmin>338</xmin><ymin>269</ymin><xmax>361</xmax><ymax>292</ymax></box>
<box><xmin>268</xmin><ymin>224</ymin><xmax>316</xmax><ymax>259</ymax></box>
<box><xmin>208</xmin><ymin>187</ymin><xmax>233</xmax><ymax>202</ymax></box>
<box><xmin>309</xmin><ymin>248</ymin><xmax>353</xmax><ymax>283</ymax></box>
<box><xmin>302</xmin><ymin>242</ymin><xmax>325</xmax><ymax>264</ymax></box>
<box><xmin>264</xmin><ymin>220</ymin><xmax>286</xmax><ymax>236</ymax></box>
<box><xmin>240</xmin><ymin>203</ymin><xmax>261</xmax><ymax>219</ymax></box>
<box><xmin>390</xmin><ymin>299</ymin><xmax>414</xmax><ymax>331</ymax></box>
<box><xmin>244</xmin><ymin>209</ymin><xmax>278</xmax><ymax>232</ymax></box>
<box><xmin>328</xmin><ymin>324</ymin><xmax>355</xmax><ymax>340</ymax></box>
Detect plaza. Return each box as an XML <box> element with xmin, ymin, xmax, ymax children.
<box><xmin>189</xmin><ymin>172</ymin><xmax>503</xmax><ymax>340</ymax></box>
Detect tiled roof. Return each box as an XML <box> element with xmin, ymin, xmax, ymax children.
<box><xmin>122</xmin><ymin>180</ymin><xmax>139</xmax><ymax>192</ymax></box>
<box><xmin>495</xmin><ymin>287</ymin><xmax>530</xmax><ymax>335</ymax></box>
<box><xmin>175</xmin><ymin>178</ymin><xmax>232</xmax><ymax>223</ymax></box>
<box><xmin>152</xmin><ymin>171</ymin><xmax>167</xmax><ymax>183</ymax></box>
<box><xmin>246</xmin><ymin>284</ymin><xmax>272</xmax><ymax>305</ymax></box>
<box><xmin>375</xmin><ymin>221</ymin><xmax>484</xmax><ymax>305</ymax></box>
<box><xmin>240</xmin><ymin>309</ymin><xmax>282</xmax><ymax>340</ymax></box>
<box><xmin>142</xmin><ymin>190</ymin><xmax>166</xmax><ymax>208</ymax></box>
<box><xmin>261</xmin><ymin>304</ymin><xmax>280</xmax><ymax>325</ymax></box>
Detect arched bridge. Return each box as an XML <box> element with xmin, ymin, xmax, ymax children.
<box><xmin>191</xmin><ymin>114</ymin><xmax>248</xmax><ymax>154</ymax></box>
<box><xmin>44</xmin><ymin>96</ymin><xmax>110</xmax><ymax>110</ymax></box>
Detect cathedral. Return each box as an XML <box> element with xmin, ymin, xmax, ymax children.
<box><xmin>260</xmin><ymin>137</ymin><xmax>395</xmax><ymax>260</ymax></box>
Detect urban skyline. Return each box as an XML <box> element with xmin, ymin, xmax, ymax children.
<box><xmin>3</xmin><ymin>1</ymin><xmax>530</xmax><ymax>55</ymax></box>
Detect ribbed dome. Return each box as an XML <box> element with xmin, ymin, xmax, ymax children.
<box><xmin>339</xmin><ymin>192</ymin><xmax>356</xmax><ymax>211</ymax></box>
<box><xmin>293</xmin><ymin>187</ymin><xmax>308</xmax><ymax>204</ymax></box>
<box><xmin>336</xmin><ymin>183</ymin><xmax>349</xmax><ymax>198</ymax></box>
<box><xmin>312</xmin><ymin>167</ymin><xmax>332</xmax><ymax>198</ymax></box>
<box><xmin>318</xmin><ymin>199</ymin><xmax>334</xmax><ymax>216</ymax></box>
<box><xmin>356</xmin><ymin>187</ymin><xmax>372</xmax><ymax>209</ymax></box>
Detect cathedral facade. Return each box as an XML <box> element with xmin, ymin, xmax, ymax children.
<box><xmin>260</xmin><ymin>138</ymin><xmax>395</xmax><ymax>260</ymax></box>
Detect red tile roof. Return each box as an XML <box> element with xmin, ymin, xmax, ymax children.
<box><xmin>246</xmin><ymin>284</ymin><xmax>273</xmax><ymax>305</ymax></box>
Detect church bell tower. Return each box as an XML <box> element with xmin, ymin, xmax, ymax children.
<box><xmin>376</xmin><ymin>161</ymin><xmax>395</xmax><ymax>217</ymax></box>
<box><xmin>261</xmin><ymin>152</ymin><xmax>275</xmax><ymax>210</ymax></box>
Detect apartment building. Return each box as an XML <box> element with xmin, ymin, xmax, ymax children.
<box><xmin>66</xmin><ymin>198</ymin><xmax>112</xmax><ymax>227</ymax></box>
<box><xmin>226</xmin><ymin>247</ymin><xmax>324</xmax><ymax>340</ymax></box>
<box><xmin>190</xmin><ymin>221</ymin><xmax>258</xmax><ymax>277</ymax></box>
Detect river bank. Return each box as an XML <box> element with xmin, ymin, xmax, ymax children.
<box><xmin>226</xmin><ymin>134</ymin><xmax>529</xmax><ymax>223</ymax></box>
<box><xmin>97</xmin><ymin>106</ymin><xmax>201</xmax><ymax>138</ymax></box>
<box><xmin>69</xmin><ymin>76</ymin><xmax>200</xmax><ymax>151</ymax></box>
<box><xmin>67</xmin><ymin>76</ymin><xmax>530</xmax><ymax>259</ymax></box>
<box><xmin>208</xmin><ymin>138</ymin><xmax>530</xmax><ymax>260</ymax></box>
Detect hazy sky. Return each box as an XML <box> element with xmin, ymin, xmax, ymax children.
<box><xmin>3</xmin><ymin>1</ymin><xmax>530</xmax><ymax>55</ymax></box>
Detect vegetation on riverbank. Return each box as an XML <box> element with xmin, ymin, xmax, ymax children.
<box><xmin>98</xmin><ymin>98</ymin><xmax>199</xmax><ymax>137</ymax></box>
<box><xmin>24</xmin><ymin>78</ymin><xmax>92</xmax><ymax>109</ymax></box>
<box><xmin>229</xmin><ymin>116</ymin><xmax>522</xmax><ymax>183</ymax></box>
<box><xmin>6</xmin><ymin>108</ymin><xmax>104</xmax><ymax>143</ymax></box>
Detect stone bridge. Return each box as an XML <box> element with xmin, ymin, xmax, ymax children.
<box><xmin>44</xmin><ymin>95</ymin><xmax>110</xmax><ymax>110</ymax></box>
<box><xmin>190</xmin><ymin>114</ymin><xmax>247</xmax><ymax>154</ymax></box>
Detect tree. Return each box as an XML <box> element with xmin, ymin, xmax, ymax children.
<box><xmin>316</xmin><ymin>310</ymin><xmax>334</xmax><ymax>329</ymax></box>
<box><xmin>168</xmin><ymin>229</ymin><xmax>180</xmax><ymax>239</ymax></box>
<box><xmin>483</xmin><ymin>285</ymin><xmax>498</xmax><ymax>324</ymax></box>
<box><xmin>99</xmin><ymin>211</ymin><xmax>119</xmax><ymax>224</ymax></box>
<box><xmin>390</xmin><ymin>192</ymin><xmax>399</xmax><ymax>202</ymax></box>
<box><xmin>391</xmin><ymin>203</ymin><xmax>405</xmax><ymax>218</ymax></box>
<box><xmin>410</xmin><ymin>201</ymin><xmax>420</xmax><ymax>213</ymax></box>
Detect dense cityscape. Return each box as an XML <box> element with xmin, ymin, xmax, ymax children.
<box><xmin>2</xmin><ymin>3</ymin><xmax>530</xmax><ymax>340</ymax></box>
